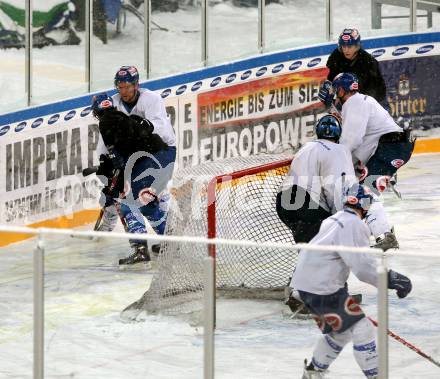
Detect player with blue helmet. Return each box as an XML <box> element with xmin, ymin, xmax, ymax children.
<box><xmin>113</xmin><ymin>65</ymin><xmax>140</xmax><ymax>104</ymax></box>
<box><xmin>331</xmin><ymin>70</ymin><xmax>416</xmax><ymax>250</ymax></box>
<box><xmin>315</xmin><ymin>114</ymin><xmax>342</xmax><ymax>141</ymax></box>
<box><xmin>292</xmin><ymin>182</ymin><xmax>411</xmax><ymax>379</ymax></box>
<box><xmin>277</xmin><ymin>114</ymin><xmax>355</xmax><ymax>243</ymax></box>
<box><xmin>91</xmin><ymin>93</ymin><xmax>114</xmax><ymax>118</ymax></box>
<box><xmin>318</xmin><ymin>28</ymin><xmax>386</xmax><ymax>108</ymax></box>
<box><xmin>331</xmin><ymin>71</ymin><xmax>414</xmax><ymax>195</ymax></box>
<box><xmin>277</xmin><ymin>112</ymin><xmax>397</xmax><ymax>251</ymax></box>
<box><xmin>92</xmin><ymin>66</ymin><xmax>176</xmax><ymax>265</ymax></box>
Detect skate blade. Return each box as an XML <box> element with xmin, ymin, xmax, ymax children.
<box><xmin>69</xmin><ymin>234</ymin><xmax>95</xmax><ymax>241</ymax></box>
<box><xmin>118</xmin><ymin>261</ymin><xmax>153</xmax><ymax>271</ymax></box>
<box><xmin>390</xmin><ymin>184</ymin><xmax>402</xmax><ymax>199</ymax></box>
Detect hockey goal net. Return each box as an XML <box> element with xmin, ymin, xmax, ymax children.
<box><xmin>122</xmin><ymin>153</ymin><xmax>299</xmax><ymax>318</ymax></box>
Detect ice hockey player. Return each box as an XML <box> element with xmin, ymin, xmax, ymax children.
<box><xmin>291</xmin><ymin>183</ymin><xmax>412</xmax><ymax>379</ymax></box>
<box><xmin>332</xmin><ymin>72</ymin><xmax>415</xmax><ymax>249</ymax></box>
<box><xmin>276</xmin><ymin>114</ymin><xmax>395</xmax><ymax>251</ymax></box>
<box><xmin>96</xmin><ymin>65</ymin><xmax>176</xmax><ymax>261</ymax></box>
<box><xmin>92</xmin><ymin>93</ymin><xmax>175</xmax><ymax>265</ymax></box>
<box><xmin>318</xmin><ymin>28</ymin><xmax>386</xmax><ymax>108</ymax></box>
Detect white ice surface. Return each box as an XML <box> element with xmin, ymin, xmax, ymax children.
<box><xmin>0</xmin><ymin>153</ymin><xmax>440</xmax><ymax>378</ymax></box>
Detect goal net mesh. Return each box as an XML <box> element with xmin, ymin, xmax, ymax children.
<box><xmin>122</xmin><ymin>153</ymin><xmax>299</xmax><ymax>317</ymax></box>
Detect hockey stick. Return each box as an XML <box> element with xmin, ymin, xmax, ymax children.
<box><xmin>368</xmin><ymin>317</ymin><xmax>440</xmax><ymax>368</ymax></box>
<box><xmin>93</xmin><ymin>168</ymin><xmax>122</xmax><ymax>231</ymax></box>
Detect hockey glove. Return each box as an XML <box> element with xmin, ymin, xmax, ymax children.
<box><xmin>128</xmin><ymin>115</ymin><xmax>168</xmax><ymax>154</ymax></box>
<box><xmin>129</xmin><ymin>115</ymin><xmax>154</xmax><ymax>135</ymax></box>
<box><xmin>96</xmin><ymin>154</ymin><xmax>114</xmax><ymax>177</ymax></box>
<box><xmin>102</xmin><ymin>168</ymin><xmax>125</xmax><ymax>202</ymax></box>
<box><xmin>318</xmin><ymin>80</ymin><xmax>333</xmax><ymax>107</ymax></box>
<box><xmin>388</xmin><ymin>270</ymin><xmax>412</xmax><ymax>298</ymax></box>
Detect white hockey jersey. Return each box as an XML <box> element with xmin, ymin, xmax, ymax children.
<box><xmin>290</xmin><ymin>209</ymin><xmax>378</xmax><ymax>295</ymax></box>
<box><xmin>112</xmin><ymin>88</ymin><xmax>176</xmax><ymax>147</ymax></box>
<box><xmin>339</xmin><ymin>93</ymin><xmax>402</xmax><ymax>165</ymax></box>
<box><xmin>279</xmin><ymin>140</ymin><xmax>357</xmax><ymax>213</ymax></box>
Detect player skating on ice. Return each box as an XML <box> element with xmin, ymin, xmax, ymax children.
<box><xmin>276</xmin><ymin>114</ymin><xmax>396</xmax><ymax>251</ymax></box>
<box><xmin>92</xmin><ymin>92</ymin><xmax>174</xmax><ymax>265</ymax></box>
<box><xmin>95</xmin><ymin>65</ymin><xmax>176</xmax><ymax>261</ymax></box>
<box><xmin>291</xmin><ymin>184</ymin><xmax>412</xmax><ymax>379</ymax></box>
<box><xmin>331</xmin><ymin>72</ymin><xmax>415</xmax><ymax>250</ymax></box>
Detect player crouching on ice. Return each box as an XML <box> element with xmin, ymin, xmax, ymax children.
<box><xmin>92</xmin><ymin>94</ymin><xmax>175</xmax><ymax>265</ymax></box>
<box><xmin>331</xmin><ymin>72</ymin><xmax>416</xmax><ymax>250</ymax></box>
<box><xmin>277</xmin><ymin>114</ymin><xmax>398</xmax><ymax>252</ymax></box>
<box><xmin>290</xmin><ymin>184</ymin><xmax>412</xmax><ymax>379</ymax></box>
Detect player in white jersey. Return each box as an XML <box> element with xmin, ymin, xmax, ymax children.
<box><xmin>292</xmin><ymin>184</ymin><xmax>412</xmax><ymax>379</ymax></box>
<box><xmin>94</xmin><ymin>66</ymin><xmax>176</xmax><ymax>264</ymax></box>
<box><xmin>331</xmin><ymin>72</ymin><xmax>414</xmax><ymax>250</ymax></box>
<box><xmin>276</xmin><ymin>114</ymin><xmax>393</xmax><ymax>248</ymax></box>
<box><xmin>332</xmin><ymin>72</ymin><xmax>414</xmax><ymax>193</ymax></box>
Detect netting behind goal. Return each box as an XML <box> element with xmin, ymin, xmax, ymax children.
<box><xmin>122</xmin><ymin>153</ymin><xmax>299</xmax><ymax>318</ymax></box>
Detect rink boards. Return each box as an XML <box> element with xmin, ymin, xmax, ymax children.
<box><xmin>0</xmin><ymin>31</ymin><xmax>440</xmax><ymax>244</ymax></box>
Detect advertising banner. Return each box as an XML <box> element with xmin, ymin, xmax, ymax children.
<box><xmin>0</xmin><ymin>108</ymin><xmax>102</xmax><ymax>225</ymax></box>
<box><xmin>381</xmin><ymin>54</ymin><xmax>440</xmax><ymax>135</ymax></box>
<box><xmin>0</xmin><ymin>34</ymin><xmax>439</xmax><ymax>230</ymax></box>
<box><xmin>175</xmin><ymin>68</ymin><xmax>328</xmax><ymax>167</ymax></box>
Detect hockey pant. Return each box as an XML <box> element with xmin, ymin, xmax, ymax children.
<box><xmin>100</xmin><ymin>147</ymin><xmax>176</xmax><ymax>247</ymax></box>
<box><xmin>363</xmin><ymin>130</ymin><xmax>415</xmax><ymax>193</ymax></box>
<box><xmin>299</xmin><ymin>287</ymin><xmax>378</xmax><ymax>378</ymax></box>
<box><xmin>276</xmin><ymin>186</ymin><xmax>332</xmax><ymax>243</ymax></box>
<box><xmin>122</xmin><ymin>147</ymin><xmax>175</xmax><ymax>246</ymax></box>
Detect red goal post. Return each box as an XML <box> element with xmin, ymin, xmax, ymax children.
<box><xmin>206</xmin><ymin>158</ymin><xmax>293</xmax><ymax>257</ymax></box>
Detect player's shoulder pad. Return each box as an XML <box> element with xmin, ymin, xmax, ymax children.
<box><xmin>137</xmin><ymin>88</ymin><xmax>162</xmax><ymax>108</ymax></box>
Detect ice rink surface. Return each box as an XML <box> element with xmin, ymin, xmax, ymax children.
<box><xmin>0</xmin><ymin>153</ymin><xmax>439</xmax><ymax>379</ymax></box>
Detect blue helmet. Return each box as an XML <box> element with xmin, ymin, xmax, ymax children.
<box><xmin>338</xmin><ymin>28</ymin><xmax>361</xmax><ymax>47</ymax></box>
<box><xmin>114</xmin><ymin>65</ymin><xmax>139</xmax><ymax>87</ymax></box>
<box><xmin>91</xmin><ymin>93</ymin><xmax>114</xmax><ymax>118</ymax></box>
<box><xmin>315</xmin><ymin>114</ymin><xmax>342</xmax><ymax>141</ymax></box>
<box><xmin>332</xmin><ymin>72</ymin><xmax>359</xmax><ymax>93</ymax></box>
<box><xmin>344</xmin><ymin>184</ymin><xmax>374</xmax><ymax>213</ymax></box>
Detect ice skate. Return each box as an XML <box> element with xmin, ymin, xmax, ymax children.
<box><xmin>119</xmin><ymin>244</ymin><xmax>151</xmax><ymax>265</ymax></box>
<box><xmin>302</xmin><ymin>359</ymin><xmax>326</xmax><ymax>379</ymax></box>
<box><xmin>151</xmin><ymin>244</ymin><xmax>161</xmax><ymax>257</ymax></box>
<box><xmin>374</xmin><ymin>227</ymin><xmax>399</xmax><ymax>251</ymax></box>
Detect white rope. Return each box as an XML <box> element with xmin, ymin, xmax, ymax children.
<box><xmin>0</xmin><ymin>224</ymin><xmax>433</xmax><ymax>258</ymax></box>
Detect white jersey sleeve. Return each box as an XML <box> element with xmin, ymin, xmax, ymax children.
<box><xmin>112</xmin><ymin>89</ymin><xmax>176</xmax><ymax>147</ymax></box>
<box><xmin>339</xmin><ymin>93</ymin><xmax>402</xmax><ymax>165</ymax></box>
<box><xmin>290</xmin><ymin>210</ymin><xmax>377</xmax><ymax>295</ymax></box>
<box><xmin>339</xmin><ymin>94</ymin><xmax>368</xmax><ymax>155</ymax></box>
